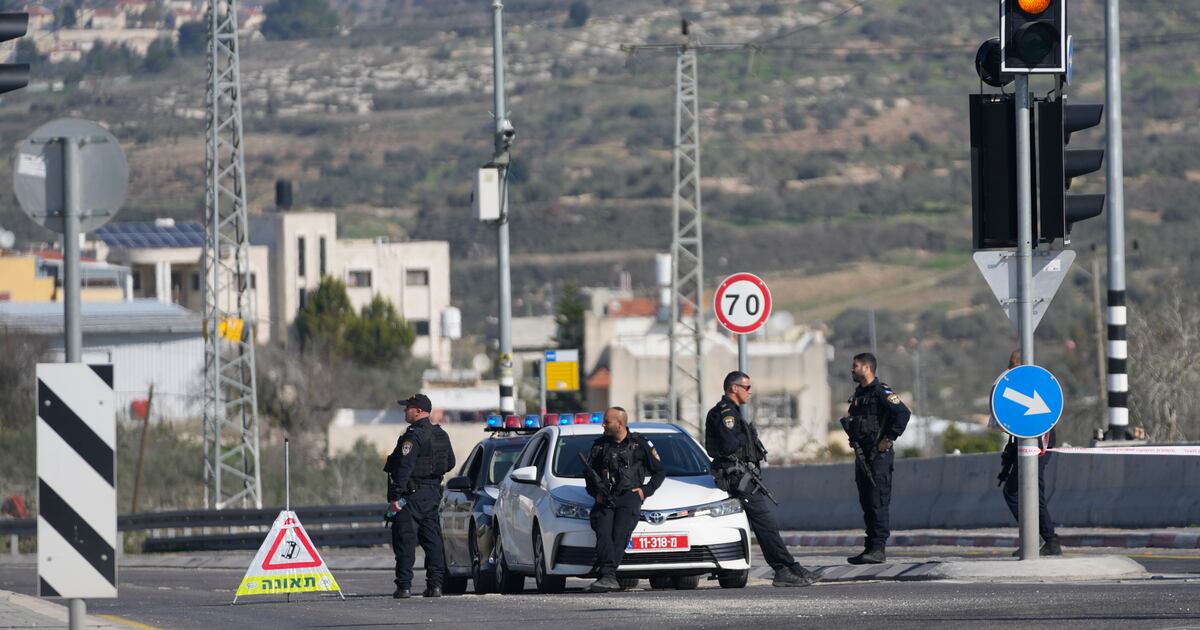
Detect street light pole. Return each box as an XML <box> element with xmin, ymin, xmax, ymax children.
<box><xmin>491</xmin><ymin>0</ymin><xmax>514</xmax><ymax>416</ymax></box>
<box><xmin>1013</xmin><ymin>74</ymin><xmax>1039</xmax><ymax>561</ymax></box>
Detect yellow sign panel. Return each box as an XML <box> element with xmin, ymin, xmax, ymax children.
<box><xmin>218</xmin><ymin>317</ymin><xmax>245</xmax><ymax>342</ymax></box>
<box><xmin>545</xmin><ymin>361</ymin><xmax>579</xmax><ymax>392</ymax></box>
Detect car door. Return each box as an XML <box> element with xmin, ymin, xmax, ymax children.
<box><xmin>442</xmin><ymin>444</ymin><xmax>482</xmax><ymax>569</ymax></box>
<box><xmin>506</xmin><ymin>433</ymin><xmax>548</xmax><ymax>567</ymax></box>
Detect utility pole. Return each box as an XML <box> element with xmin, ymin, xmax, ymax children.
<box><xmin>621</xmin><ymin>24</ymin><xmax>747</xmax><ymax>438</ymax></box>
<box><xmin>490</xmin><ymin>0</ymin><xmax>515</xmax><ymax>417</ymax></box>
<box><xmin>1104</xmin><ymin>0</ymin><xmax>1129</xmax><ymax>439</ymax></box>
<box><xmin>203</xmin><ymin>0</ymin><xmax>262</xmax><ymax>509</ymax></box>
<box><xmin>1013</xmin><ymin>73</ymin><xmax>1039</xmax><ymax>560</ymax></box>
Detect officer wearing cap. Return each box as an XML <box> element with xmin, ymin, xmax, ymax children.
<box><xmin>706</xmin><ymin>371</ymin><xmax>821</xmax><ymax>587</ymax></box>
<box><xmin>841</xmin><ymin>353</ymin><xmax>910</xmax><ymax>565</ymax></box>
<box><xmin>385</xmin><ymin>393</ymin><xmax>455</xmax><ymax>598</ymax></box>
<box><xmin>584</xmin><ymin>406</ymin><xmax>665</xmax><ymax>593</ymax></box>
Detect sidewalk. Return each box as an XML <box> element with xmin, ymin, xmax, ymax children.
<box><xmin>781</xmin><ymin>527</ymin><xmax>1200</xmax><ymax>550</ymax></box>
<box><xmin>0</xmin><ymin>590</ymin><xmax>130</xmax><ymax>629</ymax></box>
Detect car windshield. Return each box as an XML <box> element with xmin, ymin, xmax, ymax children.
<box><xmin>487</xmin><ymin>442</ymin><xmax>527</xmax><ymax>485</ymax></box>
<box><xmin>552</xmin><ymin>432</ymin><xmax>710</xmax><ymax>478</ymax></box>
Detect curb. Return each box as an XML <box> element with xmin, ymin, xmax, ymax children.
<box><xmin>782</xmin><ymin>532</ymin><xmax>1200</xmax><ymax>550</ymax></box>
<box><xmin>1</xmin><ymin>589</ymin><xmax>131</xmax><ymax>628</ymax></box>
<box><xmin>751</xmin><ymin>555</ymin><xmax>1149</xmax><ymax>583</ymax></box>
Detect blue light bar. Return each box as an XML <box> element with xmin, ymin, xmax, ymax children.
<box><xmin>557</xmin><ymin>414</ymin><xmax>573</xmax><ymax>425</ymax></box>
<box><xmin>589</xmin><ymin>412</ymin><xmax>603</xmax><ymax>424</ymax></box>
<box><xmin>486</xmin><ymin>415</ymin><xmax>503</xmax><ymax>429</ymax></box>
<box><xmin>524</xmin><ymin>414</ymin><xmax>541</xmax><ymax>429</ymax></box>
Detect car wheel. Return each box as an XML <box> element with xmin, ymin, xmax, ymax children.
<box><xmin>648</xmin><ymin>576</ymin><xmax>674</xmax><ymax>590</ymax></box>
<box><xmin>672</xmin><ymin>574</ymin><xmax>702</xmax><ymax>590</ymax></box>
<box><xmin>617</xmin><ymin>577</ymin><xmax>639</xmax><ymax>590</ymax></box>
<box><xmin>534</xmin><ymin>529</ymin><xmax>566</xmax><ymax>594</ymax></box>
<box><xmin>717</xmin><ymin>569</ymin><xmax>749</xmax><ymax>589</ymax></box>
<box><xmin>470</xmin><ymin>523</ymin><xmax>496</xmax><ymax>595</ymax></box>
<box><xmin>495</xmin><ymin>532</ymin><xmax>524</xmax><ymax>595</ymax></box>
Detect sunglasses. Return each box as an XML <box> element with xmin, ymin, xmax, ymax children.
<box><xmin>734</xmin><ymin>383</ymin><xmax>752</xmax><ymax>391</ymax></box>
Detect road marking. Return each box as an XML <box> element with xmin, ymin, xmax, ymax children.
<box><xmin>96</xmin><ymin>614</ymin><xmax>159</xmax><ymax>630</ymax></box>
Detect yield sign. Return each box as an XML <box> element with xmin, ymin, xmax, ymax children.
<box><xmin>973</xmin><ymin>250</ymin><xmax>1075</xmax><ymax>333</ymax></box>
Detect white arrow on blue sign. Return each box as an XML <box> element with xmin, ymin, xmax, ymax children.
<box><xmin>990</xmin><ymin>365</ymin><xmax>1064</xmax><ymax>438</ymax></box>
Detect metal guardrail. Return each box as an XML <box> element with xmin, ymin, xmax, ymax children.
<box><xmin>1</xmin><ymin>504</ymin><xmax>388</xmax><ymax>552</ymax></box>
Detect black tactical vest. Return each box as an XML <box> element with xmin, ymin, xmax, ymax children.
<box><xmin>412</xmin><ymin>425</ymin><xmax>453</xmax><ymax>479</ymax></box>
<box><xmin>593</xmin><ymin>433</ymin><xmax>649</xmax><ymax>493</ymax></box>
<box><xmin>846</xmin><ymin>383</ymin><xmax>884</xmax><ymax>444</ymax></box>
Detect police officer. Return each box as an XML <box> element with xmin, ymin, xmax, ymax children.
<box><xmin>842</xmin><ymin>353</ymin><xmax>910</xmax><ymax>565</ymax></box>
<box><xmin>385</xmin><ymin>394</ymin><xmax>455</xmax><ymax>599</ymax></box>
<box><xmin>706</xmin><ymin>371</ymin><xmax>821</xmax><ymax>587</ymax></box>
<box><xmin>584</xmin><ymin>406</ymin><xmax>665</xmax><ymax>593</ymax></box>
<box><xmin>995</xmin><ymin>351</ymin><xmax>1062</xmax><ymax>556</ymax></box>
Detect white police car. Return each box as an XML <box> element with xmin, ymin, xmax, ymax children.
<box><xmin>492</xmin><ymin>416</ymin><xmax>752</xmax><ymax>593</ymax></box>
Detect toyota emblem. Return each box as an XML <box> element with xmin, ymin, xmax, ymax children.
<box><xmin>647</xmin><ymin>511</ymin><xmax>665</xmax><ymax>524</ymax></box>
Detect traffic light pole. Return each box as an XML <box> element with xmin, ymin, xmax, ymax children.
<box><xmin>1013</xmin><ymin>74</ymin><xmax>1039</xmax><ymax>561</ymax></box>
<box><xmin>1104</xmin><ymin>0</ymin><xmax>1129</xmax><ymax>438</ymax></box>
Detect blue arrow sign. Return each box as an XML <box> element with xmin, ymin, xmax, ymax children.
<box><xmin>991</xmin><ymin>365</ymin><xmax>1064</xmax><ymax>438</ymax></box>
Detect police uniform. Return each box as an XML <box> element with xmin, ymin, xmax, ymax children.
<box><xmin>998</xmin><ymin>429</ymin><xmax>1061</xmax><ymax>552</ymax></box>
<box><xmin>585</xmin><ymin>431</ymin><xmax>665</xmax><ymax>581</ymax></box>
<box><xmin>705</xmin><ymin>396</ymin><xmax>818</xmax><ymax>585</ymax></box>
<box><xmin>385</xmin><ymin>414</ymin><xmax>455</xmax><ymax>596</ymax></box>
<box><xmin>844</xmin><ymin>379</ymin><xmax>910</xmax><ymax>558</ymax></box>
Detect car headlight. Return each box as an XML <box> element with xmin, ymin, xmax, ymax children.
<box><xmin>552</xmin><ymin>497</ymin><xmax>592</xmax><ymax>520</ymax></box>
<box><xmin>691</xmin><ymin>498</ymin><xmax>743</xmax><ymax>518</ymax></box>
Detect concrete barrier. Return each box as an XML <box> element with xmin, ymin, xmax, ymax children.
<box><xmin>765</xmin><ymin>451</ymin><xmax>1200</xmax><ymax>531</ymax></box>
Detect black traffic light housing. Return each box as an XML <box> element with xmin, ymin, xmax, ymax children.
<box><xmin>0</xmin><ymin>13</ymin><xmax>29</xmax><ymax>95</ymax></box>
<box><xmin>970</xmin><ymin>93</ymin><xmax>1038</xmax><ymax>250</ymax></box>
<box><xmin>1001</xmin><ymin>0</ymin><xmax>1067</xmax><ymax>74</ymax></box>
<box><xmin>1037</xmin><ymin>97</ymin><xmax>1104</xmax><ymax>243</ymax></box>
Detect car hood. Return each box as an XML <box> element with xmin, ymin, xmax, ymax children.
<box><xmin>550</xmin><ymin>475</ymin><xmax>729</xmax><ymax>510</ymax></box>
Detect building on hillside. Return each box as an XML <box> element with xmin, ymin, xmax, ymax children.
<box><xmin>94</xmin><ymin>210</ymin><xmax>455</xmax><ymax>369</ymax></box>
<box><xmin>0</xmin><ymin>252</ymin><xmax>131</xmax><ymax>302</ymax></box>
<box><xmin>0</xmin><ymin>300</ymin><xmax>203</xmax><ymax>420</ymax></box>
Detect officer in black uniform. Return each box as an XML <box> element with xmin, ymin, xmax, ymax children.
<box><xmin>706</xmin><ymin>371</ymin><xmax>821</xmax><ymax>587</ymax></box>
<box><xmin>584</xmin><ymin>406</ymin><xmax>665</xmax><ymax>593</ymax></box>
<box><xmin>995</xmin><ymin>351</ymin><xmax>1062</xmax><ymax>556</ymax></box>
<box><xmin>385</xmin><ymin>393</ymin><xmax>455</xmax><ymax>599</ymax></box>
<box><xmin>841</xmin><ymin>353</ymin><xmax>910</xmax><ymax>565</ymax></box>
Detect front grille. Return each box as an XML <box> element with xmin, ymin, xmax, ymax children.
<box><xmin>553</xmin><ymin>541</ymin><xmax>744</xmax><ymax>567</ymax></box>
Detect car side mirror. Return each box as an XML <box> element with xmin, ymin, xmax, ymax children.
<box><xmin>509</xmin><ymin>465</ymin><xmax>538</xmax><ymax>484</ymax></box>
<box><xmin>446</xmin><ymin>475</ymin><xmax>472</xmax><ymax>492</ymax></box>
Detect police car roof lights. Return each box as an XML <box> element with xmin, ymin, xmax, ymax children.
<box><xmin>544</xmin><ymin>413</ymin><xmax>559</xmax><ymax>426</ymax></box>
<box><xmin>523</xmin><ymin>414</ymin><xmax>542</xmax><ymax>429</ymax></box>
<box><xmin>486</xmin><ymin>415</ymin><xmax>503</xmax><ymax>429</ymax></box>
<box><xmin>589</xmin><ymin>411</ymin><xmax>603</xmax><ymax>424</ymax></box>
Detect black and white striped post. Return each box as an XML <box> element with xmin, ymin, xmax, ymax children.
<box><xmin>1104</xmin><ymin>0</ymin><xmax>1130</xmax><ymax>439</ymax></box>
<box><xmin>37</xmin><ymin>364</ymin><xmax>118</xmax><ymax>625</ymax></box>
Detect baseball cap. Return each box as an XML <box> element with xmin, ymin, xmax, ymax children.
<box><xmin>399</xmin><ymin>393</ymin><xmax>432</xmax><ymax>412</ymax></box>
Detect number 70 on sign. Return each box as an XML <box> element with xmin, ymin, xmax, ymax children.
<box><xmin>713</xmin><ymin>272</ymin><xmax>772</xmax><ymax>335</ymax></box>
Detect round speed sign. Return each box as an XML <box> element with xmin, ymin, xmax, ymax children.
<box><xmin>713</xmin><ymin>272</ymin><xmax>772</xmax><ymax>334</ymax></box>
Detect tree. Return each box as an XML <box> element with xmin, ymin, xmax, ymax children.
<box><xmin>56</xmin><ymin>2</ymin><xmax>77</xmax><ymax>28</ymax></box>
<box><xmin>14</xmin><ymin>38</ymin><xmax>40</xmax><ymax>64</ymax></box>
<box><xmin>261</xmin><ymin>0</ymin><xmax>338</xmax><ymax>41</ymax></box>
<box><xmin>551</xmin><ymin>280</ymin><xmax>587</xmax><ymax>412</ymax></box>
<box><xmin>1129</xmin><ymin>275</ymin><xmax>1200</xmax><ymax>442</ymax></box>
<box><xmin>347</xmin><ymin>294</ymin><xmax>416</xmax><ymax>366</ymax></box>
<box><xmin>143</xmin><ymin>37</ymin><xmax>176</xmax><ymax>73</ymax></box>
<box><xmin>566</xmin><ymin>0</ymin><xmax>589</xmax><ymax>28</ymax></box>
<box><xmin>295</xmin><ymin>276</ymin><xmax>356</xmax><ymax>359</ymax></box>
<box><xmin>177</xmin><ymin>21</ymin><xmax>207</xmax><ymax>56</ymax></box>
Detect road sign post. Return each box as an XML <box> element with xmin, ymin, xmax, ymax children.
<box><xmin>714</xmin><ymin>273</ymin><xmax>772</xmax><ymax>418</ymax></box>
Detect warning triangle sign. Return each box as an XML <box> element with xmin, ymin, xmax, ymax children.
<box><xmin>234</xmin><ymin>510</ymin><xmax>344</xmax><ymax>602</ymax></box>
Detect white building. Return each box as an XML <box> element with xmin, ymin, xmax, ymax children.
<box><xmin>94</xmin><ymin>212</ymin><xmax>454</xmax><ymax>369</ymax></box>
<box><xmin>0</xmin><ymin>300</ymin><xmax>204</xmax><ymax>420</ymax></box>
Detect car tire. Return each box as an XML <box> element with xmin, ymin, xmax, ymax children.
<box><xmin>648</xmin><ymin>576</ymin><xmax>674</xmax><ymax>590</ymax></box>
<box><xmin>534</xmin><ymin>529</ymin><xmax>566</xmax><ymax>594</ymax></box>
<box><xmin>470</xmin><ymin>523</ymin><xmax>496</xmax><ymax>595</ymax></box>
<box><xmin>717</xmin><ymin>569</ymin><xmax>749</xmax><ymax>589</ymax></box>
<box><xmin>672</xmin><ymin>574</ymin><xmax>702</xmax><ymax>590</ymax></box>
<box><xmin>617</xmin><ymin>577</ymin><xmax>639</xmax><ymax>590</ymax></box>
<box><xmin>495</xmin><ymin>532</ymin><xmax>524</xmax><ymax>595</ymax></box>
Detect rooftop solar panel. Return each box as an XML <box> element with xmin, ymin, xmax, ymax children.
<box><xmin>95</xmin><ymin>221</ymin><xmax>207</xmax><ymax>249</ymax></box>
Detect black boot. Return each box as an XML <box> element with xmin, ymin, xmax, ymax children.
<box><xmin>422</xmin><ymin>585</ymin><xmax>443</xmax><ymax>598</ymax></box>
<box><xmin>1041</xmin><ymin>539</ymin><xmax>1063</xmax><ymax>556</ymax></box>
<box><xmin>393</xmin><ymin>586</ymin><xmax>411</xmax><ymax>599</ymax></box>
<box><xmin>847</xmin><ymin>549</ymin><xmax>885</xmax><ymax>565</ymax></box>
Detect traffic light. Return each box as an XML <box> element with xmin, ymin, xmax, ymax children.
<box><xmin>0</xmin><ymin>13</ymin><xmax>29</xmax><ymax>95</ymax></box>
<box><xmin>1001</xmin><ymin>0</ymin><xmax>1067</xmax><ymax>74</ymax></box>
<box><xmin>970</xmin><ymin>93</ymin><xmax>1038</xmax><ymax>249</ymax></box>
<box><xmin>1037</xmin><ymin>97</ymin><xmax>1104</xmax><ymax>243</ymax></box>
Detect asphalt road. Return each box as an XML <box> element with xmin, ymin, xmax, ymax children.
<box><xmin>4</xmin><ymin>548</ymin><xmax>1200</xmax><ymax>629</ymax></box>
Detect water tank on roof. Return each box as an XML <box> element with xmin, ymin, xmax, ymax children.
<box><xmin>655</xmin><ymin>253</ymin><xmax>671</xmax><ymax>287</ymax></box>
<box><xmin>441</xmin><ymin>306</ymin><xmax>462</xmax><ymax>340</ymax></box>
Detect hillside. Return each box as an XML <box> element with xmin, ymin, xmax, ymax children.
<box><xmin>1</xmin><ymin>0</ymin><xmax>1198</xmax><ymax>445</ymax></box>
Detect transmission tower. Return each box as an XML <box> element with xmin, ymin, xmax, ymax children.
<box><xmin>202</xmin><ymin>0</ymin><xmax>262</xmax><ymax>509</ymax></box>
<box><xmin>623</xmin><ymin>26</ymin><xmax>747</xmax><ymax>439</ymax></box>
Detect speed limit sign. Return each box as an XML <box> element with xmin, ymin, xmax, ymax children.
<box><xmin>713</xmin><ymin>273</ymin><xmax>772</xmax><ymax>334</ymax></box>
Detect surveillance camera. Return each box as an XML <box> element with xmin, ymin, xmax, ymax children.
<box><xmin>500</xmin><ymin>119</ymin><xmax>515</xmax><ymax>139</ymax></box>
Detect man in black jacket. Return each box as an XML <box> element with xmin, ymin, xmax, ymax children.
<box><xmin>706</xmin><ymin>371</ymin><xmax>820</xmax><ymax>587</ymax></box>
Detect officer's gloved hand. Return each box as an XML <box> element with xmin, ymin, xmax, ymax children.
<box><xmin>877</xmin><ymin>437</ymin><xmax>894</xmax><ymax>453</ymax></box>
<box><xmin>996</xmin><ymin>470</ymin><xmax>1009</xmax><ymax>486</ymax></box>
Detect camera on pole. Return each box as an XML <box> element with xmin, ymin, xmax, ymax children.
<box><xmin>0</xmin><ymin>12</ymin><xmax>30</xmax><ymax>95</ymax></box>
<box><xmin>1001</xmin><ymin>0</ymin><xmax>1067</xmax><ymax>74</ymax></box>
<box><xmin>1037</xmin><ymin>98</ymin><xmax>1104</xmax><ymax>243</ymax></box>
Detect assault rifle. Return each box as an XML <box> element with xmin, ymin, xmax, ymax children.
<box><xmin>732</xmin><ymin>460</ymin><xmax>779</xmax><ymax>506</ymax></box>
<box><xmin>578</xmin><ymin>452</ymin><xmax>616</xmax><ymax>507</ymax></box>
<box><xmin>840</xmin><ymin>416</ymin><xmax>877</xmax><ymax>489</ymax></box>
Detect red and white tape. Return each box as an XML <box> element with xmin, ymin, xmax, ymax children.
<box><xmin>1050</xmin><ymin>445</ymin><xmax>1200</xmax><ymax>456</ymax></box>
